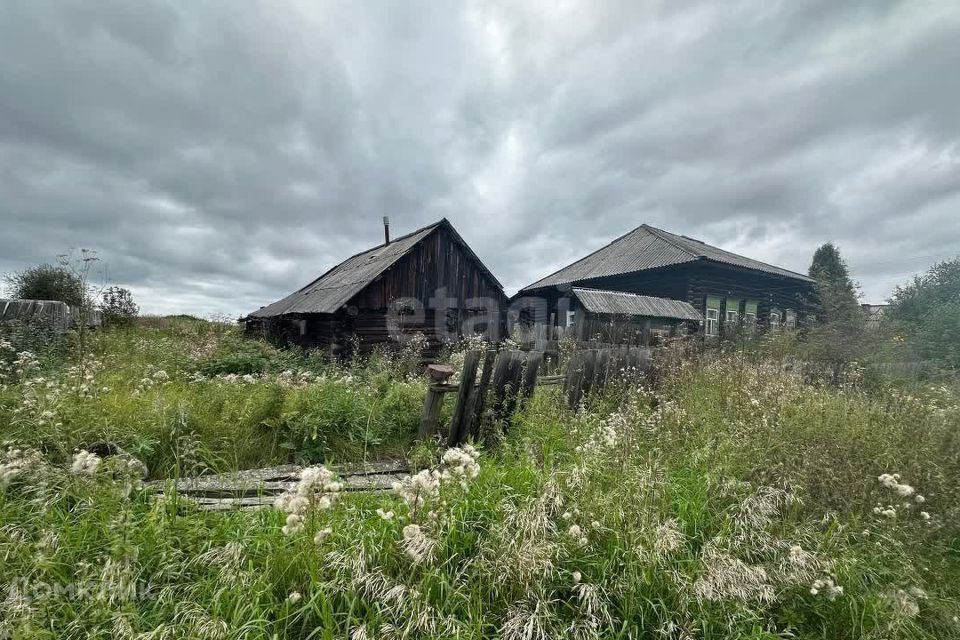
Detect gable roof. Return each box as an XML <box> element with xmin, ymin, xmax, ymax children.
<box><xmin>520</xmin><ymin>224</ymin><xmax>814</xmax><ymax>292</ymax></box>
<box><xmin>572</xmin><ymin>288</ymin><xmax>702</xmax><ymax>322</ymax></box>
<box><xmin>248</xmin><ymin>219</ymin><xmax>502</xmax><ymax>318</ymax></box>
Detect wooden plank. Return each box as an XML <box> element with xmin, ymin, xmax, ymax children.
<box><xmin>565</xmin><ymin>350</ymin><xmax>586</xmax><ymax>409</ymax></box>
<box><xmin>580</xmin><ymin>350</ymin><xmax>598</xmax><ymax>399</ymax></box>
<box><xmin>595</xmin><ymin>348</ymin><xmax>610</xmax><ymax>392</ymax></box>
<box><xmin>447</xmin><ymin>350</ymin><xmax>481</xmax><ymax>446</ymax></box>
<box><xmin>151</xmin><ymin>460</ymin><xmax>408</xmax><ymax>493</ymax></box>
<box><xmin>500</xmin><ymin>350</ymin><xmax>525</xmax><ymax>425</ymax></box>
<box><xmin>489</xmin><ymin>349</ymin><xmax>515</xmax><ymax>423</ymax></box>
<box><xmin>419</xmin><ymin>386</ymin><xmax>446</xmax><ymax>439</ymax></box>
<box><xmin>519</xmin><ymin>350</ymin><xmax>543</xmax><ymax>400</ymax></box>
<box><xmin>469</xmin><ymin>349</ymin><xmax>497</xmax><ymax>440</ymax></box>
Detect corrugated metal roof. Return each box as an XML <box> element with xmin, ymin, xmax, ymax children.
<box><xmin>249</xmin><ymin>219</ymin><xmax>499</xmax><ymax>318</ymax></box>
<box><xmin>572</xmin><ymin>288</ymin><xmax>702</xmax><ymax>321</ymax></box>
<box><xmin>521</xmin><ymin>224</ymin><xmax>814</xmax><ymax>291</ymax></box>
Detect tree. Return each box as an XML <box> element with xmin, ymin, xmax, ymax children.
<box><xmin>887</xmin><ymin>257</ymin><xmax>960</xmax><ymax>368</ymax></box>
<box><xmin>4</xmin><ymin>263</ymin><xmax>87</xmax><ymax>307</ymax></box>
<box><xmin>808</xmin><ymin>243</ymin><xmax>860</xmax><ymax>324</ymax></box>
<box><xmin>804</xmin><ymin>243</ymin><xmax>866</xmax><ymax>383</ymax></box>
<box><xmin>99</xmin><ymin>286</ymin><xmax>139</xmax><ymax>327</ymax></box>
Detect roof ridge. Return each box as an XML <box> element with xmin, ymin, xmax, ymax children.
<box><xmin>572</xmin><ymin>286</ymin><xmax>654</xmax><ymax>297</ymax></box>
<box><xmin>286</xmin><ymin>219</ymin><xmax>447</xmax><ymax>297</ymax></box>
<box><xmin>520</xmin><ymin>223</ymin><xmax>657</xmax><ymax>291</ymax></box>
<box><xmin>644</xmin><ymin>224</ymin><xmax>814</xmax><ymax>281</ymax></box>
<box><xmin>640</xmin><ymin>224</ymin><xmax>702</xmax><ymax>258</ymax></box>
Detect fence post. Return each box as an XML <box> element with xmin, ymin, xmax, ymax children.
<box><xmin>469</xmin><ymin>349</ymin><xmax>497</xmax><ymax>440</ymax></box>
<box><xmin>519</xmin><ymin>350</ymin><xmax>543</xmax><ymax>400</ymax></box>
<box><xmin>447</xmin><ymin>350</ymin><xmax>481</xmax><ymax>447</ymax></box>
<box><xmin>419</xmin><ymin>387</ymin><xmax>445</xmax><ymax>440</ymax></box>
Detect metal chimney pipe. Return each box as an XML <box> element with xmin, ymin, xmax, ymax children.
<box><xmin>383</xmin><ymin>216</ymin><xmax>390</xmax><ymax>244</ymax></box>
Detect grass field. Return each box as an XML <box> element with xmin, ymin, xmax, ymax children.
<box><xmin>1</xmin><ymin>319</ymin><xmax>959</xmax><ymax>639</ymax></box>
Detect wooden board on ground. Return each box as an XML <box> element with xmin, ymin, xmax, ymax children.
<box><xmin>151</xmin><ymin>459</ymin><xmax>408</xmax><ymax>512</ymax></box>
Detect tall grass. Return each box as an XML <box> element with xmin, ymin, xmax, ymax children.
<box><xmin>1</xmin><ymin>322</ymin><xmax>959</xmax><ymax>638</ymax></box>
<box><xmin>0</xmin><ymin>318</ymin><xmax>432</xmax><ymax>477</ymax></box>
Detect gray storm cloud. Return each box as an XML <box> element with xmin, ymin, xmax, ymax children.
<box><xmin>1</xmin><ymin>0</ymin><xmax>958</xmax><ymax>315</ymax></box>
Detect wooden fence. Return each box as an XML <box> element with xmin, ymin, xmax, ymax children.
<box><xmin>421</xmin><ymin>346</ymin><xmax>653</xmax><ymax>446</ymax></box>
<box><xmin>0</xmin><ymin>299</ymin><xmax>102</xmax><ymax>332</ymax></box>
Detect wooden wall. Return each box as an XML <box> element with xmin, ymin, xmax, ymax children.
<box><xmin>252</xmin><ymin>224</ymin><xmax>507</xmax><ymax>358</ymax></box>
<box><xmin>516</xmin><ymin>259</ymin><xmax>818</xmax><ymax>334</ymax></box>
<box><xmin>349</xmin><ymin>225</ymin><xmax>506</xmax><ymax>311</ymax></box>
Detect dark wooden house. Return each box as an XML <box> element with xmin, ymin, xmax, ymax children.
<box><xmin>516</xmin><ymin>224</ymin><xmax>817</xmax><ymax>339</ymax></box>
<box><xmin>244</xmin><ymin>219</ymin><xmax>506</xmax><ymax>356</ymax></box>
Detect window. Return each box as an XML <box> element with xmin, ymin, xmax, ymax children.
<box><xmin>785</xmin><ymin>309</ymin><xmax>797</xmax><ymax>329</ymax></box>
<box><xmin>565</xmin><ymin>310</ymin><xmax>576</xmax><ymax>327</ymax></box>
<box><xmin>706</xmin><ymin>309</ymin><xmax>719</xmax><ymax>336</ymax></box>
<box><xmin>769</xmin><ymin>310</ymin><xmax>781</xmax><ymax>331</ymax></box>
<box><xmin>725</xmin><ymin>310</ymin><xmax>739</xmax><ymax>326</ymax></box>
<box><xmin>744</xmin><ymin>312</ymin><xmax>757</xmax><ymax>332</ymax></box>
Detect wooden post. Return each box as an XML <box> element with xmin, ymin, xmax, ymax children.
<box><xmin>419</xmin><ymin>387</ymin><xmax>445</xmax><ymax>440</ymax></box>
<box><xmin>519</xmin><ymin>350</ymin><xmax>543</xmax><ymax>400</ymax></box>
<box><xmin>447</xmin><ymin>350</ymin><xmax>481</xmax><ymax>447</ymax></box>
<box><xmin>500</xmin><ymin>351</ymin><xmax>525</xmax><ymax>426</ymax></box>
<box><xmin>580</xmin><ymin>349</ymin><xmax>598</xmax><ymax>399</ymax></box>
<box><xmin>419</xmin><ymin>364</ymin><xmax>455</xmax><ymax>440</ymax></box>
<box><xmin>469</xmin><ymin>349</ymin><xmax>497</xmax><ymax>440</ymax></box>
<box><xmin>595</xmin><ymin>348</ymin><xmax>610</xmax><ymax>393</ymax></box>
<box><xmin>490</xmin><ymin>350</ymin><xmax>514</xmax><ymax>420</ymax></box>
<box><xmin>565</xmin><ymin>350</ymin><xmax>585</xmax><ymax>409</ymax></box>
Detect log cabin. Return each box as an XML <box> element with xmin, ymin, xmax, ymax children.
<box><xmin>515</xmin><ymin>223</ymin><xmax>818</xmax><ymax>340</ymax></box>
<box><xmin>244</xmin><ymin>218</ymin><xmax>506</xmax><ymax>357</ymax></box>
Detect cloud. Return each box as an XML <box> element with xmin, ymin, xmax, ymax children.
<box><xmin>1</xmin><ymin>0</ymin><xmax>958</xmax><ymax>315</ymax></box>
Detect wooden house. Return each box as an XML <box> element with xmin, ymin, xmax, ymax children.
<box><xmin>516</xmin><ymin>224</ymin><xmax>817</xmax><ymax>339</ymax></box>
<box><xmin>244</xmin><ymin>219</ymin><xmax>506</xmax><ymax>356</ymax></box>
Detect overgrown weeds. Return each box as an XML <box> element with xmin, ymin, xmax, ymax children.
<box><xmin>1</xmin><ymin>320</ymin><xmax>959</xmax><ymax>638</ymax></box>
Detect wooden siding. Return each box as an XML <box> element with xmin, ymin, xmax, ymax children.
<box><xmin>349</xmin><ymin>225</ymin><xmax>506</xmax><ymax>310</ymax></box>
<box><xmin>250</xmin><ymin>225</ymin><xmax>507</xmax><ymax>358</ymax></box>
<box><xmin>515</xmin><ymin>259</ymin><xmax>817</xmax><ymax>338</ymax></box>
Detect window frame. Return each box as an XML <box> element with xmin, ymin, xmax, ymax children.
<box><xmin>769</xmin><ymin>309</ymin><xmax>781</xmax><ymax>331</ymax></box>
<box><xmin>705</xmin><ymin>308</ymin><xmax>719</xmax><ymax>337</ymax></box>
<box><xmin>785</xmin><ymin>309</ymin><xmax>797</xmax><ymax>329</ymax></box>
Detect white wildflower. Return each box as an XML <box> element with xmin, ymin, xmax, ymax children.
<box><xmin>287</xmin><ymin>591</ymin><xmax>302</xmax><ymax>604</ymax></box>
<box><xmin>274</xmin><ymin>465</ymin><xmax>343</xmax><ymax>534</ymax></box>
<box><xmin>282</xmin><ymin>514</ymin><xmax>304</xmax><ymax>536</ymax></box>
<box><xmin>810</xmin><ymin>577</ymin><xmax>843</xmax><ymax>601</ymax></box>
<box><xmin>314</xmin><ymin>527</ymin><xmax>333</xmax><ymax>544</ymax></box>
<box><xmin>572</xmin><ymin>571</ymin><xmax>582</xmax><ymax>584</ymax></box>
<box><xmin>71</xmin><ymin>450</ymin><xmax>101</xmax><ymax>475</ymax></box>
<box><xmin>393</xmin><ymin>469</ymin><xmax>441</xmax><ymax>511</ymax></box>
<box><xmin>376</xmin><ymin>508</ymin><xmax>395</xmax><ymax>521</ymax></box>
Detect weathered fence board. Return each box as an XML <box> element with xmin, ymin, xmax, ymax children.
<box><xmin>447</xmin><ymin>350</ymin><xmax>481</xmax><ymax>447</ymax></box>
<box><xmin>152</xmin><ymin>460</ymin><xmax>408</xmax><ymax>511</ymax></box>
<box><xmin>469</xmin><ymin>349</ymin><xmax>497</xmax><ymax>440</ymax></box>
<box><xmin>422</xmin><ymin>344</ymin><xmax>655</xmax><ymax>445</ymax></box>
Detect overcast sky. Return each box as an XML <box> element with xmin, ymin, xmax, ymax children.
<box><xmin>2</xmin><ymin>1</ymin><xmax>958</xmax><ymax>316</ymax></box>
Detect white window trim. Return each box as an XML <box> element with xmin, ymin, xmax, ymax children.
<box><xmin>785</xmin><ymin>309</ymin><xmax>797</xmax><ymax>329</ymax></box>
<box><xmin>769</xmin><ymin>310</ymin><xmax>781</xmax><ymax>330</ymax></box>
<box><xmin>705</xmin><ymin>308</ymin><xmax>719</xmax><ymax>336</ymax></box>
<box><xmin>725</xmin><ymin>310</ymin><xmax>739</xmax><ymax>325</ymax></box>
